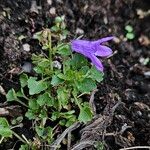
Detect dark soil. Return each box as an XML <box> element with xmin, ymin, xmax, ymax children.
<box><xmin>0</xmin><ymin>0</ymin><xmax>150</xmax><ymax>150</ymax></box>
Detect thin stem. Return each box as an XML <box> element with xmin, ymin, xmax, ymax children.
<box><xmin>11</xmin><ymin>123</ymin><xmax>23</xmax><ymax>129</ymax></box>
<box><xmin>41</xmin><ymin>77</ymin><xmax>51</xmax><ymax>82</ymax></box>
<box><xmin>12</xmin><ymin>131</ymin><xmax>27</xmax><ymax>144</ymax></box>
<box><xmin>63</xmin><ymin>58</ymin><xmax>66</xmax><ymax>74</ymax></box>
<box><xmin>0</xmin><ymin>137</ymin><xmax>4</xmax><ymax>144</ymax></box>
<box><xmin>21</xmin><ymin>88</ymin><xmax>30</xmax><ymax>101</ymax></box>
<box><xmin>119</xmin><ymin>146</ymin><xmax>150</xmax><ymax>150</ymax></box>
<box><xmin>72</xmin><ymin>92</ymin><xmax>82</xmax><ymax>109</ymax></box>
<box><xmin>77</xmin><ymin>92</ymin><xmax>88</xmax><ymax>98</ymax></box>
<box><xmin>48</xmin><ymin>30</ymin><xmax>53</xmax><ymax>72</ymax></box>
<box><xmin>23</xmin><ymin>95</ymin><xmax>30</xmax><ymax>101</ymax></box>
<box><xmin>16</xmin><ymin>99</ymin><xmax>28</xmax><ymax>107</ymax></box>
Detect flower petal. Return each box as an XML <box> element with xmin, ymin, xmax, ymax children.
<box><xmin>88</xmin><ymin>53</ymin><xmax>104</xmax><ymax>72</ymax></box>
<box><xmin>95</xmin><ymin>45</ymin><xmax>112</xmax><ymax>57</ymax></box>
<box><xmin>96</xmin><ymin>36</ymin><xmax>114</xmax><ymax>44</ymax></box>
<box><xmin>71</xmin><ymin>40</ymin><xmax>95</xmax><ymax>53</ymax></box>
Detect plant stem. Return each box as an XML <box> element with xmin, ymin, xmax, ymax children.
<box><xmin>0</xmin><ymin>137</ymin><xmax>4</xmax><ymax>144</ymax></box>
<box><xmin>73</xmin><ymin>92</ymin><xmax>82</xmax><ymax>110</ymax></box>
<box><xmin>77</xmin><ymin>92</ymin><xmax>88</xmax><ymax>98</ymax></box>
<box><xmin>12</xmin><ymin>131</ymin><xmax>27</xmax><ymax>144</ymax></box>
<box><xmin>16</xmin><ymin>99</ymin><xmax>28</xmax><ymax>107</ymax></box>
<box><xmin>48</xmin><ymin>30</ymin><xmax>53</xmax><ymax>72</ymax></box>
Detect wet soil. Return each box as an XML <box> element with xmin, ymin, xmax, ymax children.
<box><xmin>0</xmin><ymin>0</ymin><xmax>150</xmax><ymax>149</ymax></box>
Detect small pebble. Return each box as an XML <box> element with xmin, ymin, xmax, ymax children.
<box><xmin>47</xmin><ymin>0</ymin><xmax>52</xmax><ymax>5</ymax></box>
<box><xmin>53</xmin><ymin>61</ymin><xmax>61</xmax><ymax>69</ymax></box>
<box><xmin>113</xmin><ymin>36</ymin><xmax>121</xmax><ymax>44</ymax></box>
<box><xmin>137</xmin><ymin>111</ymin><xmax>142</xmax><ymax>116</ymax></box>
<box><xmin>144</xmin><ymin>71</ymin><xmax>150</xmax><ymax>77</ymax></box>
<box><xmin>76</xmin><ymin>28</ymin><xmax>84</xmax><ymax>34</ymax></box>
<box><xmin>49</xmin><ymin>7</ymin><xmax>56</xmax><ymax>15</ymax></box>
<box><xmin>30</xmin><ymin>0</ymin><xmax>39</xmax><ymax>14</ymax></box>
<box><xmin>22</xmin><ymin>62</ymin><xmax>32</xmax><ymax>73</ymax></box>
<box><xmin>23</xmin><ymin>43</ymin><xmax>30</xmax><ymax>52</ymax></box>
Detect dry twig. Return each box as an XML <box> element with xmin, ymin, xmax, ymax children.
<box><xmin>119</xmin><ymin>146</ymin><xmax>150</xmax><ymax>150</ymax></box>
<box><xmin>50</xmin><ymin>122</ymin><xmax>81</xmax><ymax>150</ymax></box>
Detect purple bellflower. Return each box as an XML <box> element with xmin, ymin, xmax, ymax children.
<box><xmin>71</xmin><ymin>37</ymin><xmax>113</xmax><ymax>72</ymax></box>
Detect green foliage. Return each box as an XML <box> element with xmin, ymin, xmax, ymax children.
<box><xmin>125</xmin><ymin>25</ymin><xmax>133</xmax><ymax>32</ymax></box>
<box><xmin>6</xmin><ymin>88</ymin><xmax>17</xmax><ymax>101</ymax></box>
<box><xmin>19</xmin><ymin>144</ymin><xmax>30</xmax><ymax>150</ymax></box>
<box><xmin>94</xmin><ymin>141</ymin><xmax>104</xmax><ymax>150</ymax></box>
<box><xmin>125</xmin><ymin>25</ymin><xmax>135</xmax><ymax>40</ymax></box>
<box><xmin>78</xmin><ymin>103</ymin><xmax>93</xmax><ymax>123</ymax></box>
<box><xmin>20</xmin><ymin>73</ymin><xmax>28</xmax><ymax>88</ymax></box>
<box><xmin>35</xmin><ymin>126</ymin><xmax>53</xmax><ymax>143</ymax></box>
<box><xmin>77</xmin><ymin>78</ymin><xmax>97</xmax><ymax>93</ymax></box>
<box><xmin>0</xmin><ymin>118</ymin><xmax>12</xmax><ymax>138</ymax></box>
<box><xmin>5</xmin><ymin>16</ymin><xmax>107</xmax><ymax>149</ymax></box>
<box><xmin>56</xmin><ymin>44</ymin><xmax>71</xmax><ymax>56</ymax></box>
<box><xmin>27</xmin><ymin>77</ymin><xmax>48</xmax><ymax>95</ymax></box>
<box><xmin>11</xmin><ymin>116</ymin><xmax>23</xmax><ymax>125</ymax></box>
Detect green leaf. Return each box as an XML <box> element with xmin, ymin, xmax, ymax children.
<box><xmin>29</xmin><ymin>99</ymin><xmax>39</xmax><ymax>110</ymax></box>
<box><xmin>89</xmin><ymin>66</ymin><xmax>104</xmax><ymax>82</ymax></box>
<box><xmin>125</xmin><ymin>25</ymin><xmax>133</xmax><ymax>32</ymax></box>
<box><xmin>20</xmin><ymin>73</ymin><xmax>28</xmax><ymax>87</ymax></box>
<box><xmin>11</xmin><ymin>116</ymin><xmax>23</xmax><ymax>125</ymax></box>
<box><xmin>59</xmin><ymin>119</ymin><xmax>66</xmax><ymax>126</ymax></box>
<box><xmin>35</xmin><ymin>126</ymin><xmax>53</xmax><ymax>140</ymax></box>
<box><xmin>126</xmin><ymin>33</ymin><xmax>135</xmax><ymax>40</ymax></box>
<box><xmin>78</xmin><ymin>103</ymin><xmax>93</xmax><ymax>123</ymax></box>
<box><xmin>77</xmin><ymin>78</ymin><xmax>97</xmax><ymax>93</ymax></box>
<box><xmin>33</xmin><ymin>58</ymin><xmax>50</xmax><ymax>74</ymax></box>
<box><xmin>65</xmin><ymin>115</ymin><xmax>77</xmax><ymax>127</ymax></box>
<box><xmin>55</xmin><ymin>16</ymin><xmax>63</xmax><ymax>23</ymax></box>
<box><xmin>25</xmin><ymin>110</ymin><xmax>36</xmax><ymax>120</ymax></box>
<box><xmin>39</xmin><ymin>109</ymin><xmax>48</xmax><ymax>118</ymax></box>
<box><xmin>51</xmin><ymin>26</ymin><xmax>59</xmax><ymax>32</ymax></box>
<box><xmin>0</xmin><ymin>118</ymin><xmax>12</xmax><ymax>137</ymax></box>
<box><xmin>35</xmin><ymin>126</ymin><xmax>46</xmax><ymax>139</ymax></box>
<box><xmin>38</xmin><ymin>59</ymin><xmax>50</xmax><ymax>68</ymax></box>
<box><xmin>51</xmin><ymin>112</ymin><xmax>60</xmax><ymax>121</ymax></box>
<box><xmin>27</xmin><ymin>77</ymin><xmax>48</xmax><ymax>95</ymax></box>
<box><xmin>51</xmin><ymin>75</ymin><xmax>64</xmax><ymax>86</ymax></box>
<box><xmin>57</xmin><ymin>87</ymin><xmax>70</xmax><ymax>108</ymax></box>
<box><xmin>0</xmin><ymin>117</ymin><xmax>9</xmax><ymax>127</ymax></box>
<box><xmin>6</xmin><ymin>88</ymin><xmax>17</xmax><ymax>101</ymax></box>
<box><xmin>57</xmin><ymin>44</ymin><xmax>71</xmax><ymax>56</ymax></box>
<box><xmin>33</xmin><ymin>66</ymin><xmax>43</xmax><ymax>74</ymax></box>
<box><xmin>0</xmin><ymin>128</ymin><xmax>12</xmax><ymax>138</ymax></box>
<box><xmin>19</xmin><ymin>144</ymin><xmax>29</xmax><ymax>150</ymax></box>
<box><xmin>80</xmin><ymin>66</ymin><xmax>90</xmax><ymax>75</ymax></box>
<box><xmin>57</xmin><ymin>73</ymin><xmax>66</xmax><ymax>80</ymax></box>
<box><xmin>71</xmin><ymin>53</ymin><xmax>88</xmax><ymax>70</ymax></box>
<box><xmin>94</xmin><ymin>142</ymin><xmax>104</xmax><ymax>150</ymax></box>
<box><xmin>16</xmin><ymin>89</ymin><xmax>24</xmax><ymax>98</ymax></box>
<box><xmin>37</xmin><ymin>92</ymin><xmax>53</xmax><ymax>106</ymax></box>
<box><xmin>33</xmin><ymin>31</ymin><xmax>43</xmax><ymax>41</ymax></box>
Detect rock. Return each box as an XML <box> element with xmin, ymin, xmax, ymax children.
<box><xmin>22</xmin><ymin>62</ymin><xmax>32</xmax><ymax>73</ymax></box>
<box><xmin>49</xmin><ymin>7</ymin><xmax>56</xmax><ymax>15</ymax></box>
<box><xmin>76</xmin><ymin>28</ymin><xmax>84</xmax><ymax>34</ymax></box>
<box><xmin>22</xmin><ymin>43</ymin><xmax>30</xmax><ymax>52</ymax></box>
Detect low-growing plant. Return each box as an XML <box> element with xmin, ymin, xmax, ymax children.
<box><xmin>125</xmin><ymin>25</ymin><xmax>135</xmax><ymax>40</ymax></box>
<box><xmin>4</xmin><ymin>16</ymin><xmax>113</xmax><ymax>149</ymax></box>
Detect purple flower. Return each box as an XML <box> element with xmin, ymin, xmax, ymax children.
<box><xmin>71</xmin><ymin>37</ymin><xmax>113</xmax><ymax>72</ymax></box>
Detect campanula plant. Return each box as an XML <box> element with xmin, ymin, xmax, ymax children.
<box><xmin>5</xmin><ymin>16</ymin><xmax>113</xmax><ymax>149</ymax></box>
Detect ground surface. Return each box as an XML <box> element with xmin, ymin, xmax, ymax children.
<box><xmin>0</xmin><ymin>0</ymin><xmax>150</xmax><ymax>149</ymax></box>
